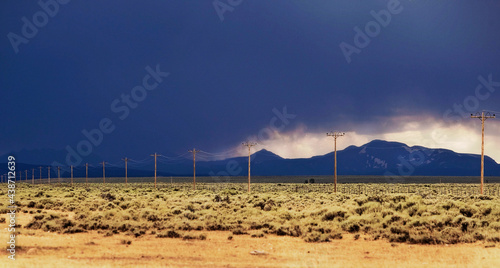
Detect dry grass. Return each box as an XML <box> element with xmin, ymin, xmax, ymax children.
<box><xmin>9</xmin><ymin>184</ymin><xmax>500</xmax><ymax>245</ymax></box>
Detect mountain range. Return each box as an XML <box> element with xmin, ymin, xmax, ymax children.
<box><xmin>1</xmin><ymin>140</ymin><xmax>499</xmax><ymax>178</ymax></box>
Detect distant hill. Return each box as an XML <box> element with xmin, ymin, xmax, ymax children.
<box><xmin>1</xmin><ymin>140</ymin><xmax>499</xmax><ymax>178</ymax></box>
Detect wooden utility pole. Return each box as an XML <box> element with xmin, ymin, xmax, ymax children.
<box><xmin>188</xmin><ymin>148</ymin><xmax>200</xmax><ymax>190</ymax></box>
<box><xmin>57</xmin><ymin>166</ymin><xmax>61</xmax><ymax>185</ymax></box>
<box><xmin>39</xmin><ymin>166</ymin><xmax>43</xmax><ymax>183</ymax></box>
<box><xmin>100</xmin><ymin>161</ymin><xmax>108</xmax><ymax>184</ymax></box>
<box><xmin>85</xmin><ymin>163</ymin><xmax>89</xmax><ymax>186</ymax></box>
<box><xmin>32</xmin><ymin>168</ymin><xmax>35</xmax><ymax>184</ymax></box>
<box><xmin>242</xmin><ymin>142</ymin><xmax>257</xmax><ymax>192</ymax></box>
<box><xmin>471</xmin><ymin>111</ymin><xmax>495</xmax><ymax>195</ymax></box>
<box><xmin>150</xmin><ymin>153</ymin><xmax>161</xmax><ymax>189</ymax></box>
<box><xmin>25</xmin><ymin>170</ymin><xmax>27</xmax><ymax>182</ymax></box>
<box><xmin>122</xmin><ymin>158</ymin><xmax>128</xmax><ymax>185</ymax></box>
<box><xmin>70</xmin><ymin>165</ymin><xmax>73</xmax><ymax>186</ymax></box>
<box><xmin>47</xmin><ymin>166</ymin><xmax>51</xmax><ymax>184</ymax></box>
<box><xmin>327</xmin><ymin>132</ymin><xmax>345</xmax><ymax>193</ymax></box>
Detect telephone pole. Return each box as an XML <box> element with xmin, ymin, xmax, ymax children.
<box><xmin>57</xmin><ymin>166</ymin><xmax>61</xmax><ymax>185</ymax></box>
<box><xmin>327</xmin><ymin>132</ymin><xmax>345</xmax><ymax>193</ymax></box>
<box><xmin>32</xmin><ymin>168</ymin><xmax>35</xmax><ymax>184</ymax></box>
<box><xmin>242</xmin><ymin>142</ymin><xmax>257</xmax><ymax>192</ymax></box>
<box><xmin>471</xmin><ymin>111</ymin><xmax>496</xmax><ymax>195</ymax></box>
<box><xmin>85</xmin><ymin>163</ymin><xmax>89</xmax><ymax>186</ymax></box>
<box><xmin>188</xmin><ymin>148</ymin><xmax>200</xmax><ymax>190</ymax></box>
<box><xmin>150</xmin><ymin>153</ymin><xmax>161</xmax><ymax>189</ymax></box>
<box><xmin>70</xmin><ymin>165</ymin><xmax>73</xmax><ymax>186</ymax></box>
<box><xmin>47</xmin><ymin>166</ymin><xmax>51</xmax><ymax>184</ymax></box>
<box><xmin>25</xmin><ymin>170</ymin><xmax>27</xmax><ymax>182</ymax></box>
<box><xmin>100</xmin><ymin>162</ymin><xmax>108</xmax><ymax>184</ymax></box>
<box><xmin>39</xmin><ymin>166</ymin><xmax>42</xmax><ymax>183</ymax></box>
<box><xmin>122</xmin><ymin>158</ymin><xmax>128</xmax><ymax>185</ymax></box>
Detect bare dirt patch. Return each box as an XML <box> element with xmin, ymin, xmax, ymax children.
<box><xmin>2</xmin><ymin>228</ymin><xmax>500</xmax><ymax>268</ymax></box>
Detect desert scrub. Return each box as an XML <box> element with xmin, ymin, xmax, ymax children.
<box><xmin>251</xmin><ymin>231</ymin><xmax>265</xmax><ymax>238</ymax></box>
<box><xmin>321</xmin><ymin>208</ymin><xmax>348</xmax><ymax>221</ymax></box>
<box><xmin>182</xmin><ymin>233</ymin><xmax>207</xmax><ymax>240</ymax></box>
<box><xmin>157</xmin><ymin>230</ymin><xmax>182</xmax><ymax>238</ymax></box>
<box><xmin>15</xmin><ymin>183</ymin><xmax>500</xmax><ymax>244</ymax></box>
<box><xmin>304</xmin><ymin>231</ymin><xmax>342</xmax><ymax>242</ymax></box>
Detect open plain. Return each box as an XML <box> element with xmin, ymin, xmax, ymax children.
<box><xmin>2</xmin><ymin>182</ymin><xmax>500</xmax><ymax>267</ymax></box>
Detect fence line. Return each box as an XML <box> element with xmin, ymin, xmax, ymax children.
<box><xmin>15</xmin><ymin>180</ymin><xmax>500</xmax><ymax>196</ymax></box>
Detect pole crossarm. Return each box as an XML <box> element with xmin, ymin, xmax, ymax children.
<box><xmin>471</xmin><ymin>111</ymin><xmax>496</xmax><ymax>120</ymax></box>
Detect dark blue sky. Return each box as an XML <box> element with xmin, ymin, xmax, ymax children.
<box><xmin>2</xmin><ymin>0</ymin><xmax>500</xmax><ymax>165</ymax></box>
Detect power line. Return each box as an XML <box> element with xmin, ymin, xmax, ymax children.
<box><xmin>471</xmin><ymin>111</ymin><xmax>496</xmax><ymax>195</ymax></box>
<box><xmin>198</xmin><ymin>147</ymin><xmax>241</xmax><ymax>157</ymax></box>
<box><xmin>158</xmin><ymin>152</ymin><xmax>190</xmax><ymax>161</ymax></box>
<box><xmin>327</xmin><ymin>131</ymin><xmax>345</xmax><ymax>193</ymax></box>
<box><xmin>483</xmin><ymin>110</ymin><xmax>500</xmax><ymax>114</ymax></box>
<box><xmin>128</xmin><ymin>157</ymin><xmax>153</xmax><ymax>163</ymax></box>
